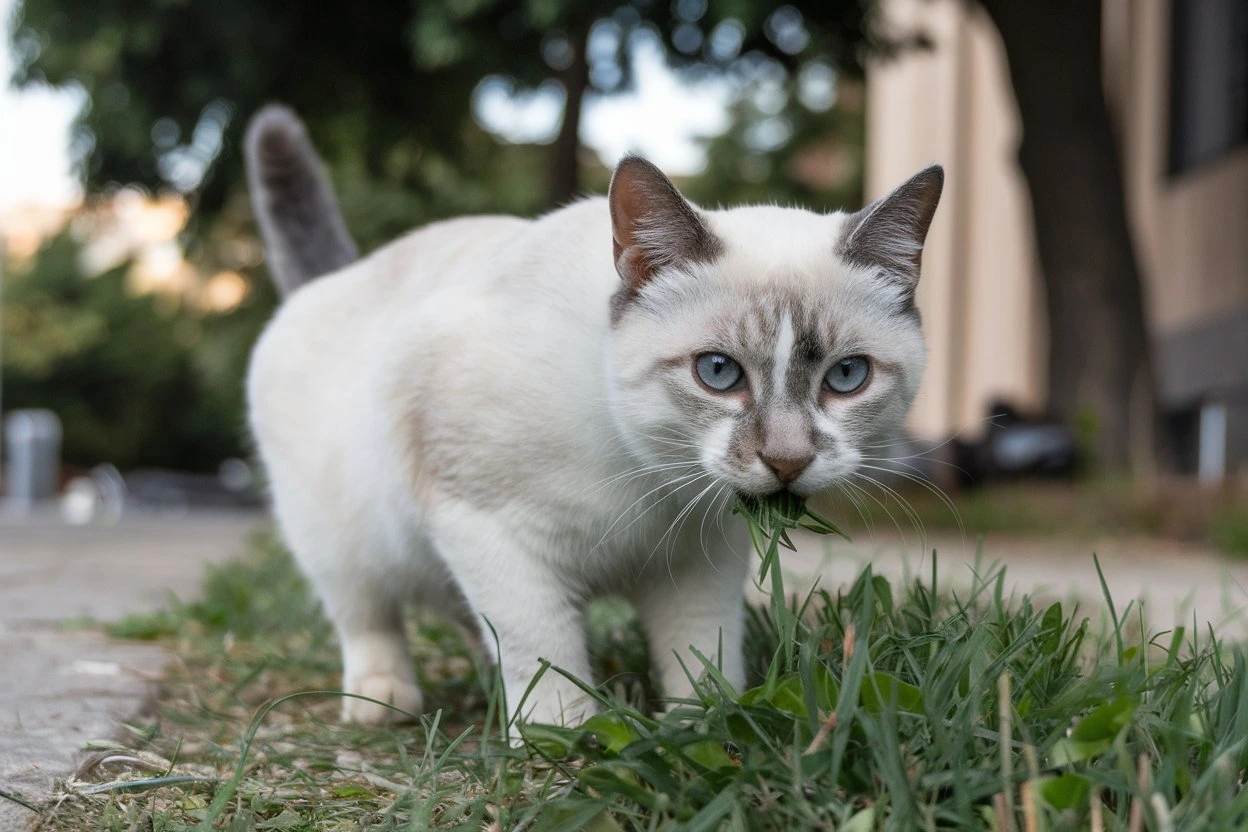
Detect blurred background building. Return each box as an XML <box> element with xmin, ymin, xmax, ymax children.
<box><xmin>869</xmin><ymin>0</ymin><xmax>1248</xmax><ymax>479</ymax></box>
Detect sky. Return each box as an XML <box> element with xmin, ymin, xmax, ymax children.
<box><xmin>0</xmin><ymin>0</ymin><xmax>85</xmax><ymax>210</ymax></box>
<box><xmin>0</xmin><ymin>0</ymin><xmax>731</xmax><ymax>213</ymax></box>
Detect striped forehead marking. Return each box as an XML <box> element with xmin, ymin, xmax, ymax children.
<box><xmin>769</xmin><ymin>309</ymin><xmax>795</xmax><ymax>400</ymax></box>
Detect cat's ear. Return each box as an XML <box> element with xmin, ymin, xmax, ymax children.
<box><xmin>838</xmin><ymin>164</ymin><xmax>944</xmax><ymax>292</ymax></box>
<box><xmin>608</xmin><ymin>154</ymin><xmax>722</xmax><ymax>290</ymax></box>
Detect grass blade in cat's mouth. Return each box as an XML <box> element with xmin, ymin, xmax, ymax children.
<box><xmin>736</xmin><ymin>490</ymin><xmax>807</xmax><ymax>520</ymax></box>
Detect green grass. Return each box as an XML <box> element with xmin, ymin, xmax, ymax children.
<box><xmin>824</xmin><ymin>478</ymin><xmax>1248</xmax><ymax>556</ymax></box>
<box><xmin>1212</xmin><ymin>508</ymin><xmax>1248</xmax><ymax>558</ymax></box>
<box><xmin>30</xmin><ymin>501</ymin><xmax>1248</xmax><ymax>831</ymax></box>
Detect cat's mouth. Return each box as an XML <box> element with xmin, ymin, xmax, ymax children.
<box><xmin>734</xmin><ymin>485</ymin><xmax>803</xmax><ymax>502</ymax></box>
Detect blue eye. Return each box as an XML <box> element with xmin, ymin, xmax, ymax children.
<box><xmin>825</xmin><ymin>356</ymin><xmax>870</xmax><ymax>394</ymax></box>
<box><xmin>695</xmin><ymin>353</ymin><xmax>745</xmax><ymax>392</ymax></box>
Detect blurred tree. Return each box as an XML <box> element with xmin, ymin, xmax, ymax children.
<box><xmin>682</xmin><ymin>71</ymin><xmax>865</xmax><ymax>213</ymax></box>
<box><xmin>12</xmin><ymin>0</ymin><xmax>557</xmax><ymax>238</ymax></box>
<box><xmin>975</xmin><ymin>0</ymin><xmax>1162</xmax><ymax>472</ymax></box>
<box><xmin>9</xmin><ymin>0</ymin><xmax>888</xmax><ymax>472</ymax></box>
<box><xmin>2</xmin><ymin>232</ymin><xmax>246</xmax><ymax>470</ymax></box>
<box><xmin>13</xmin><ymin>1</ymin><xmax>888</xmax><ymax>218</ymax></box>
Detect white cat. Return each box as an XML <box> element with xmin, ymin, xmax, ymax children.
<box><xmin>244</xmin><ymin>105</ymin><xmax>942</xmax><ymax>733</ymax></box>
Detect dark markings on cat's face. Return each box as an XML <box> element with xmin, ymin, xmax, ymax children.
<box><xmin>634</xmin><ymin>290</ymin><xmax>914</xmax><ymax>498</ymax></box>
<box><xmin>716</xmin><ymin>302</ymin><xmax>835</xmax><ymax>489</ymax></box>
<box><xmin>608</xmin><ymin>164</ymin><xmax>940</xmax><ymax>499</ymax></box>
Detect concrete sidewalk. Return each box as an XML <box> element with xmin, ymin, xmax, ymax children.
<box><xmin>0</xmin><ymin>510</ymin><xmax>263</xmax><ymax>832</ymax></box>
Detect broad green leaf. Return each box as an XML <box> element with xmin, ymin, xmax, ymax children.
<box><xmin>1037</xmin><ymin>772</ymin><xmax>1093</xmax><ymax>810</ymax></box>
<box><xmin>861</xmin><ymin>673</ymin><xmax>922</xmax><ymax>714</ymax></box>
<box><xmin>1071</xmin><ymin>696</ymin><xmax>1137</xmax><ymax>742</ymax></box>
<box><xmin>1049</xmin><ymin>737</ymin><xmax>1112</xmax><ymax>766</ymax></box>
<box><xmin>538</xmin><ymin>801</ymin><xmax>627</xmax><ymax>832</ymax></box>
<box><xmin>814</xmin><ymin>664</ymin><xmax>840</xmax><ymax>712</ymax></box>
<box><xmin>749</xmin><ymin>668</ymin><xmax>839</xmax><ymax>718</ymax></box>
<box><xmin>683</xmin><ymin>739</ymin><xmax>738</xmax><ymax>771</ymax></box>
<box><xmin>872</xmin><ymin>576</ymin><xmax>894</xmax><ymax>616</ymax></box>
<box><xmin>521</xmin><ymin>723</ymin><xmax>580</xmax><ymax>759</ymax></box>
<box><xmin>583</xmin><ymin>811</ymin><xmax>626</xmax><ymax>832</ymax></box>
<box><xmin>577</xmin><ymin>765</ymin><xmax>659</xmax><ymax>809</ymax></box>
<box><xmin>1040</xmin><ymin>602</ymin><xmax>1064</xmax><ymax>654</ymax></box>
<box><xmin>581</xmin><ymin>713</ymin><xmax>639</xmax><ymax>755</ymax></box>
<box><xmin>769</xmin><ymin>675</ymin><xmax>808</xmax><ymax>718</ymax></box>
<box><xmin>841</xmin><ymin>807</ymin><xmax>876</xmax><ymax>832</ymax></box>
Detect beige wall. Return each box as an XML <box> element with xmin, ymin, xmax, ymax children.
<box><xmin>869</xmin><ymin>0</ymin><xmax>1248</xmax><ymax>440</ymax></box>
<box><xmin>866</xmin><ymin>0</ymin><xmax>1043</xmax><ymax>440</ymax></box>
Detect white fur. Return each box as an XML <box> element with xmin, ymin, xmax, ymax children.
<box><xmin>248</xmin><ymin>191</ymin><xmax>930</xmax><ymax>737</ymax></box>
<box><xmin>771</xmin><ymin>309</ymin><xmax>795</xmax><ymax>396</ymax></box>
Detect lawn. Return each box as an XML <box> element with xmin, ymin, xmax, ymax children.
<box><xmin>33</xmin><ymin>498</ymin><xmax>1248</xmax><ymax>831</ymax></box>
<box><xmin>816</xmin><ymin>478</ymin><xmax>1248</xmax><ymax>557</ymax></box>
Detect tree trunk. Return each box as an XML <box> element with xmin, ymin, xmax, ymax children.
<box><xmin>976</xmin><ymin>0</ymin><xmax>1162</xmax><ymax>473</ymax></box>
<box><xmin>548</xmin><ymin>31</ymin><xmax>591</xmax><ymax>208</ymax></box>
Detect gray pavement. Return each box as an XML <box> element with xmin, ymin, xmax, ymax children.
<box><xmin>0</xmin><ymin>509</ymin><xmax>263</xmax><ymax>831</ymax></box>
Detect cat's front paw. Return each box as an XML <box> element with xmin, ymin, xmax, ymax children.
<box><xmin>342</xmin><ymin>673</ymin><xmax>424</xmax><ymax>725</ymax></box>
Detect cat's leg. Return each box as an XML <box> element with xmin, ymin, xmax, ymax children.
<box><xmin>330</xmin><ymin>584</ymin><xmax>424</xmax><ymax>725</ymax></box>
<box><xmin>629</xmin><ymin>530</ymin><xmax>751</xmax><ymax>704</ymax></box>
<box><xmin>430</xmin><ymin>508</ymin><xmax>596</xmax><ymax>737</ymax></box>
<box><xmin>277</xmin><ymin>499</ymin><xmax>423</xmax><ymax>725</ymax></box>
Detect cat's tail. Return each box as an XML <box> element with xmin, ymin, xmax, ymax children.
<box><xmin>244</xmin><ymin>104</ymin><xmax>358</xmax><ymax>298</ymax></box>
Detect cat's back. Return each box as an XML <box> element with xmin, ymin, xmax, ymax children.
<box><xmin>247</xmin><ymin>213</ymin><xmax>529</xmax><ymax>452</ymax></box>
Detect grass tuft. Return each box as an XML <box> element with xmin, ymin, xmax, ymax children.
<box><xmin>37</xmin><ymin>503</ymin><xmax>1248</xmax><ymax>830</ymax></box>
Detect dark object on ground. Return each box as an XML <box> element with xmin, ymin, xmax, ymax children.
<box><xmin>952</xmin><ymin>401</ymin><xmax>1079</xmax><ymax>488</ymax></box>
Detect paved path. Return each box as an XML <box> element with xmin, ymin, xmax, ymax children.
<box><xmin>0</xmin><ymin>510</ymin><xmax>263</xmax><ymax>832</ymax></box>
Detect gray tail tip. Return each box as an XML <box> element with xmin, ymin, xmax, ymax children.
<box><xmin>245</xmin><ymin>104</ymin><xmax>313</xmax><ymax>172</ymax></box>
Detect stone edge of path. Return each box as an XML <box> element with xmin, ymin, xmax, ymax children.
<box><xmin>0</xmin><ymin>629</ymin><xmax>170</xmax><ymax>832</ymax></box>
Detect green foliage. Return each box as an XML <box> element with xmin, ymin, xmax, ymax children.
<box><xmin>14</xmin><ymin>0</ymin><xmax>543</xmax><ymax>220</ymax></box>
<box><xmin>12</xmin><ymin>0</ymin><xmax>877</xmax><ymax>234</ymax></box>
<box><xmin>683</xmin><ymin>72</ymin><xmax>864</xmax><ymax>213</ymax></box>
<box><xmin>2</xmin><ymin>231</ymin><xmax>257</xmax><ymax>469</ymax></box>
<box><xmin>1213</xmin><ymin>507</ymin><xmax>1248</xmax><ymax>557</ymax></box>
<box><xmin>109</xmin><ymin>534</ymin><xmax>327</xmax><ymax>642</ymax></box>
<box><xmin>510</xmin><ymin>500</ymin><xmax>1248</xmax><ymax>829</ymax></box>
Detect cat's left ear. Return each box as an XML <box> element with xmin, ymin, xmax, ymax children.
<box><xmin>608</xmin><ymin>155</ymin><xmax>722</xmax><ymax>291</ymax></box>
<box><xmin>838</xmin><ymin>164</ymin><xmax>944</xmax><ymax>293</ymax></box>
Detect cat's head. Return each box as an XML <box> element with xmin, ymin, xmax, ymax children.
<box><xmin>605</xmin><ymin>155</ymin><xmax>942</xmax><ymax>501</ymax></box>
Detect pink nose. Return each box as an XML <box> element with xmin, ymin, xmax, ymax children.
<box><xmin>759</xmin><ymin>453</ymin><xmax>813</xmax><ymax>484</ymax></box>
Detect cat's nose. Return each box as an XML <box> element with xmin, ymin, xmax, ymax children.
<box><xmin>758</xmin><ymin>452</ymin><xmax>813</xmax><ymax>484</ymax></box>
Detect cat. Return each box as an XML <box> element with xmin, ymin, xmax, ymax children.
<box><xmin>244</xmin><ymin>104</ymin><xmax>942</xmax><ymax>735</ymax></box>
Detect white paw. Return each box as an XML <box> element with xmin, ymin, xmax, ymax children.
<box><xmin>341</xmin><ymin>673</ymin><xmax>424</xmax><ymax>725</ymax></box>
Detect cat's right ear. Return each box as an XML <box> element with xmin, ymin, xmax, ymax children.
<box><xmin>608</xmin><ymin>155</ymin><xmax>722</xmax><ymax>291</ymax></box>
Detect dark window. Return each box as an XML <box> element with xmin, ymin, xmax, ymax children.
<box><xmin>1169</xmin><ymin>0</ymin><xmax>1248</xmax><ymax>174</ymax></box>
